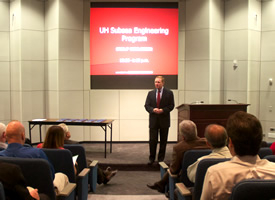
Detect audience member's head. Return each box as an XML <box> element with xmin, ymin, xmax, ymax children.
<box><xmin>0</xmin><ymin>122</ymin><xmax>6</xmax><ymax>143</ymax></box>
<box><xmin>226</xmin><ymin>111</ymin><xmax>262</xmax><ymax>156</ymax></box>
<box><xmin>204</xmin><ymin>124</ymin><xmax>228</xmax><ymax>148</ymax></box>
<box><xmin>43</xmin><ymin>125</ymin><xmax>64</xmax><ymax>149</ymax></box>
<box><xmin>179</xmin><ymin>120</ymin><xmax>198</xmax><ymax>142</ymax></box>
<box><xmin>5</xmin><ymin>120</ymin><xmax>25</xmax><ymax>144</ymax></box>
<box><xmin>58</xmin><ymin>123</ymin><xmax>71</xmax><ymax>140</ymax></box>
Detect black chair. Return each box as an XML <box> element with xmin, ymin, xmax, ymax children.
<box><xmin>267</xmin><ymin>142</ymin><xmax>273</xmax><ymax>147</ymax></box>
<box><xmin>160</xmin><ymin>149</ymin><xmax>211</xmax><ymax>200</ymax></box>
<box><xmin>64</xmin><ymin>144</ymin><xmax>98</xmax><ymax>192</ymax></box>
<box><xmin>180</xmin><ymin>149</ymin><xmax>212</xmax><ymax>187</ymax></box>
<box><xmin>0</xmin><ymin>157</ymin><xmax>76</xmax><ymax>200</ymax></box>
<box><xmin>230</xmin><ymin>179</ymin><xmax>275</xmax><ymax>200</ymax></box>
<box><xmin>264</xmin><ymin>155</ymin><xmax>275</xmax><ymax>162</ymax></box>
<box><xmin>0</xmin><ymin>182</ymin><xmax>5</xmax><ymax>200</ymax></box>
<box><xmin>258</xmin><ymin>147</ymin><xmax>273</xmax><ymax>158</ymax></box>
<box><xmin>176</xmin><ymin>158</ymin><xmax>230</xmax><ymax>200</ymax></box>
<box><xmin>43</xmin><ymin>148</ymin><xmax>90</xmax><ymax>200</ymax></box>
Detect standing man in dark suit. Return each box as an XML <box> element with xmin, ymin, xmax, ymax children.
<box><xmin>145</xmin><ymin>76</ymin><xmax>175</xmax><ymax>165</ymax></box>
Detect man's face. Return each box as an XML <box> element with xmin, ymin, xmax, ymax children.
<box><xmin>154</xmin><ymin>77</ymin><xmax>164</xmax><ymax>90</ymax></box>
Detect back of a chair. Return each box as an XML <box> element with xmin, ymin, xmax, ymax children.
<box><xmin>258</xmin><ymin>147</ymin><xmax>273</xmax><ymax>158</ymax></box>
<box><xmin>230</xmin><ymin>179</ymin><xmax>275</xmax><ymax>200</ymax></box>
<box><xmin>0</xmin><ymin>182</ymin><xmax>5</xmax><ymax>200</ymax></box>
<box><xmin>267</xmin><ymin>142</ymin><xmax>273</xmax><ymax>147</ymax></box>
<box><xmin>64</xmin><ymin>144</ymin><xmax>87</xmax><ymax>172</ymax></box>
<box><xmin>42</xmin><ymin>149</ymin><xmax>76</xmax><ymax>183</ymax></box>
<box><xmin>180</xmin><ymin>149</ymin><xmax>211</xmax><ymax>187</ymax></box>
<box><xmin>264</xmin><ymin>155</ymin><xmax>275</xmax><ymax>163</ymax></box>
<box><xmin>0</xmin><ymin>157</ymin><xmax>56</xmax><ymax>200</ymax></box>
<box><xmin>194</xmin><ymin>158</ymin><xmax>230</xmax><ymax>200</ymax></box>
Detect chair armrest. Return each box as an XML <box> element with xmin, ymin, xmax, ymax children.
<box><xmin>159</xmin><ymin>161</ymin><xmax>168</xmax><ymax>179</ymax></box>
<box><xmin>159</xmin><ymin>161</ymin><xmax>168</xmax><ymax>169</ymax></box>
<box><xmin>76</xmin><ymin>168</ymin><xmax>90</xmax><ymax>200</ymax></box>
<box><xmin>159</xmin><ymin>162</ymin><xmax>169</xmax><ymax>194</ymax></box>
<box><xmin>168</xmin><ymin>169</ymin><xmax>179</xmax><ymax>200</ymax></box>
<box><xmin>176</xmin><ymin>183</ymin><xmax>192</xmax><ymax>196</ymax></box>
<box><xmin>89</xmin><ymin>160</ymin><xmax>98</xmax><ymax>192</ymax></box>
<box><xmin>89</xmin><ymin>160</ymin><xmax>98</xmax><ymax>167</ymax></box>
<box><xmin>57</xmin><ymin>182</ymin><xmax>76</xmax><ymax>200</ymax></box>
<box><xmin>78</xmin><ymin>168</ymin><xmax>90</xmax><ymax>177</ymax></box>
<box><xmin>167</xmin><ymin>169</ymin><xmax>178</xmax><ymax>179</ymax></box>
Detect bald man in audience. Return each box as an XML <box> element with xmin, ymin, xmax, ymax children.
<box><xmin>201</xmin><ymin>111</ymin><xmax>275</xmax><ymax>200</ymax></box>
<box><xmin>0</xmin><ymin>120</ymin><xmax>69</xmax><ymax>193</ymax></box>
<box><xmin>147</xmin><ymin>120</ymin><xmax>208</xmax><ymax>193</ymax></box>
<box><xmin>0</xmin><ymin>122</ymin><xmax>7</xmax><ymax>149</ymax></box>
<box><xmin>187</xmin><ymin>124</ymin><xmax>232</xmax><ymax>183</ymax></box>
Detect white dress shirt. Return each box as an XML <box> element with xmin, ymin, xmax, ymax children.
<box><xmin>200</xmin><ymin>155</ymin><xmax>275</xmax><ymax>200</ymax></box>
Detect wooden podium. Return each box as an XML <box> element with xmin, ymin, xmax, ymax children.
<box><xmin>176</xmin><ymin>104</ymin><xmax>249</xmax><ymax>139</ymax></box>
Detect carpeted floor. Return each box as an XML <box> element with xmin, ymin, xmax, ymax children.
<box><xmin>82</xmin><ymin>142</ymin><xmax>174</xmax><ymax>171</ymax></box>
<box><xmin>82</xmin><ymin>142</ymin><xmax>175</xmax><ymax>198</ymax></box>
<box><xmin>88</xmin><ymin>194</ymin><xmax>168</xmax><ymax>200</ymax></box>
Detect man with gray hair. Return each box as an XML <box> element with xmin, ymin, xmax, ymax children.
<box><xmin>58</xmin><ymin>123</ymin><xmax>79</xmax><ymax>144</ymax></box>
<box><xmin>147</xmin><ymin>120</ymin><xmax>208</xmax><ymax>193</ymax></box>
<box><xmin>187</xmin><ymin>124</ymin><xmax>232</xmax><ymax>183</ymax></box>
<box><xmin>0</xmin><ymin>122</ymin><xmax>7</xmax><ymax>149</ymax></box>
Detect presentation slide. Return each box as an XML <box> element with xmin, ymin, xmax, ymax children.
<box><xmin>90</xmin><ymin>2</ymin><xmax>178</xmax><ymax>89</ymax></box>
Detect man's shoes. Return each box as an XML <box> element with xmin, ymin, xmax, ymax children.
<box><xmin>105</xmin><ymin>166</ymin><xmax>112</xmax><ymax>173</ymax></box>
<box><xmin>146</xmin><ymin>183</ymin><xmax>165</xmax><ymax>193</ymax></box>
<box><xmin>103</xmin><ymin>166</ymin><xmax>118</xmax><ymax>184</ymax></box>
<box><xmin>147</xmin><ymin>160</ymin><xmax>154</xmax><ymax>165</ymax></box>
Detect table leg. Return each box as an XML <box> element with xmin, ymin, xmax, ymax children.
<box><xmin>39</xmin><ymin>125</ymin><xmax>42</xmax><ymax>142</ymax></box>
<box><xmin>110</xmin><ymin>123</ymin><xmax>112</xmax><ymax>153</ymax></box>
<box><xmin>105</xmin><ymin>124</ymin><xmax>107</xmax><ymax>158</ymax></box>
<box><xmin>29</xmin><ymin>123</ymin><xmax>32</xmax><ymax>144</ymax></box>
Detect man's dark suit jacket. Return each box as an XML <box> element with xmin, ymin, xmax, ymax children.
<box><xmin>145</xmin><ymin>87</ymin><xmax>175</xmax><ymax>128</ymax></box>
<box><xmin>0</xmin><ymin>162</ymin><xmax>35</xmax><ymax>200</ymax></box>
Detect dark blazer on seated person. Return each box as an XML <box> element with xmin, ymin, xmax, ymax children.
<box><xmin>0</xmin><ymin>162</ymin><xmax>38</xmax><ymax>200</ymax></box>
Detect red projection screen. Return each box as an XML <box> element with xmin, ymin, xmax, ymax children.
<box><xmin>90</xmin><ymin>2</ymin><xmax>178</xmax><ymax>89</ymax></box>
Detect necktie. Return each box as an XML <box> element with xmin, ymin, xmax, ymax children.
<box><xmin>157</xmin><ymin>90</ymin><xmax>161</xmax><ymax>108</ymax></box>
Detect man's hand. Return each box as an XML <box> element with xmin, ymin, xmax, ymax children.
<box><xmin>153</xmin><ymin>108</ymin><xmax>164</xmax><ymax>114</ymax></box>
<box><xmin>27</xmin><ymin>187</ymin><xmax>40</xmax><ymax>200</ymax></box>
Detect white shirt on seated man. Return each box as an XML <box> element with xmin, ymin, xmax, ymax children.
<box><xmin>201</xmin><ymin>111</ymin><xmax>275</xmax><ymax>200</ymax></box>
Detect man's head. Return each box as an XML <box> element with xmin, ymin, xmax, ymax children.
<box><xmin>5</xmin><ymin>120</ymin><xmax>26</xmax><ymax>144</ymax></box>
<box><xmin>204</xmin><ymin>124</ymin><xmax>228</xmax><ymax>148</ymax></box>
<box><xmin>179</xmin><ymin>120</ymin><xmax>198</xmax><ymax>142</ymax></box>
<box><xmin>0</xmin><ymin>122</ymin><xmax>6</xmax><ymax>143</ymax></box>
<box><xmin>226</xmin><ymin>111</ymin><xmax>262</xmax><ymax>156</ymax></box>
<box><xmin>58</xmin><ymin>123</ymin><xmax>71</xmax><ymax>140</ymax></box>
<box><xmin>154</xmin><ymin>76</ymin><xmax>165</xmax><ymax>90</ymax></box>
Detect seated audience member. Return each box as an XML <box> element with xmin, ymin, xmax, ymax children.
<box><xmin>0</xmin><ymin>161</ymin><xmax>50</xmax><ymax>200</ymax></box>
<box><xmin>0</xmin><ymin>120</ymin><xmax>68</xmax><ymax>193</ymax></box>
<box><xmin>0</xmin><ymin>122</ymin><xmax>32</xmax><ymax>149</ymax></box>
<box><xmin>147</xmin><ymin>120</ymin><xmax>209</xmax><ymax>193</ymax></box>
<box><xmin>59</xmin><ymin>123</ymin><xmax>118</xmax><ymax>184</ymax></box>
<box><xmin>0</xmin><ymin>122</ymin><xmax>7</xmax><ymax>149</ymax></box>
<box><xmin>201</xmin><ymin>111</ymin><xmax>275</xmax><ymax>200</ymax></box>
<box><xmin>58</xmin><ymin>123</ymin><xmax>79</xmax><ymax>144</ymax></box>
<box><xmin>40</xmin><ymin>125</ymin><xmax>117</xmax><ymax>184</ymax></box>
<box><xmin>187</xmin><ymin>124</ymin><xmax>232</xmax><ymax>183</ymax></box>
<box><xmin>37</xmin><ymin>125</ymin><xmax>78</xmax><ymax>174</ymax></box>
<box><xmin>36</xmin><ymin>126</ymin><xmax>65</xmax><ymax>149</ymax></box>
